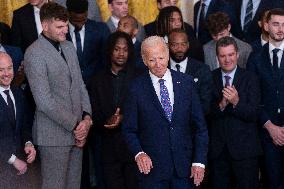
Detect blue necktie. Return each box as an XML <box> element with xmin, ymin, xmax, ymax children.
<box><xmin>272</xmin><ymin>48</ymin><xmax>280</xmax><ymax>79</ymax></box>
<box><xmin>244</xmin><ymin>0</ymin><xmax>253</xmax><ymax>32</ymax></box>
<box><xmin>74</xmin><ymin>29</ymin><xmax>83</xmax><ymax>64</ymax></box>
<box><xmin>224</xmin><ymin>75</ymin><xmax>231</xmax><ymax>87</ymax></box>
<box><xmin>159</xmin><ymin>79</ymin><xmax>173</xmax><ymax>122</ymax></box>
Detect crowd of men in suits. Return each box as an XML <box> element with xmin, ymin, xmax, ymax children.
<box><xmin>0</xmin><ymin>0</ymin><xmax>284</xmax><ymax>189</ymax></box>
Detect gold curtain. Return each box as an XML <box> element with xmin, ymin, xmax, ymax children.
<box><xmin>97</xmin><ymin>0</ymin><xmax>161</xmax><ymax>25</ymax></box>
<box><xmin>0</xmin><ymin>0</ymin><xmax>27</xmax><ymax>25</ymax></box>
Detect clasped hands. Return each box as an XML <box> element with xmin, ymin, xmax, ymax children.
<box><xmin>135</xmin><ymin>153</ymin><xmax>205</xmax><ymax>186</ymax></box>
<box><xmin>219</xmin><ymin>85</ymin><xmax>239</xmax><ymax>110</ymax></box>
<box><xmin>74</xmin><ymin>115</ymin><xmax>93</xmax><ymax>148</ymax></box>
<box><xmin>13</xmin><ymin>143</ymin><xmax>36</xmax><ymax>175</ymax></box>
<box><xmin>265</xmin><ymin>121</ymin><xmax>284</xmax><ymax>146</ymax></box>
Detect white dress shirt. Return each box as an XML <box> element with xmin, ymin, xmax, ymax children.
<box><xmin>170</xmin><ymin>57</ymin><xmax>188</xmax><ymax>73</ymax></box>
<box><xmin>111</xmin><ymin>16</ymin><xmax>120</xmax><ymax>29</ymax></box>
<box><xmin>240</xmin><ymin>0</ymin><xmax>261</xmax><ymax>30</ymax></box>
<box><xmin>221</xmin><ymin>66</ymin><xmax>237</xmax><ymax>87</ymax></box>
<box><xmin>268</xmin><ymin>42</ymin><xmax>284</xmax><ymax>67</ymax></box>
<box><xmin>0</xmin><ymin>44</ymin><xmax>6</xmax><ymax>52</ymax></box>
<box><xmin>68</xmin><ymin>23</ymin><xmax>86</xmax><ymax>50</ymax></box>
<box><xmin>33</xmin><ymin>6</ymin><xmax>43</xmax><ymax>35</ymax></box>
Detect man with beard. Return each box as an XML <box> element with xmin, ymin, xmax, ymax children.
<box><xmin>168</xmin><ymin>28</ymin><xmax>212</xmax><ymax>116</ymax></box>
<box><xmin>247</xmin><ymin>8</ymin><xmax>284</xmax><ymax>189</ymax></box>
<box><xmin>88</xmin><ymin>31</ymin><xmax>138</xmax><ymax>189</ymax></box>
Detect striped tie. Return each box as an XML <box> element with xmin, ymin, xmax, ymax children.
<box><xmin>243</xmin><ymin>0</ymin><xmax>253</xmax><ymax>32</ymax></box>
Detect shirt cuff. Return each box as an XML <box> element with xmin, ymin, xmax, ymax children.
<box><xmin>8</xmin><ymin>154</ymin><xmax>17</xmax><ymax>164</ymax></box>
<box><xmin>263</xmin><ymin>120</ymin><xmax>271</xmax><ymax>128</ymax></box>
<box><xmin>135</xmin><ymin>151</ymin><xmax>146</xmax><ymax>161</ymax></box>
<box><xmin>192</xmin><ymin>163</ymin><xmax>205</xmax><ymax>168</ymax></box>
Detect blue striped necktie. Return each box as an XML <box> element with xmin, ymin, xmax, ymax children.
<box><xmin>244</xmin><ymin>0</ymin><xmax>253</xmax><ymax>32</ymax></box>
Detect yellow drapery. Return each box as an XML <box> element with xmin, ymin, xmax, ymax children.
<box><xmin>0</xmin><ymin>0</ymin><xmax>183</xmax><ymax>26</ymax></box>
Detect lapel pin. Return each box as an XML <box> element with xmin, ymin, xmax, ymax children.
<box><xmin>177</xmin><ymin>81</ymin><xmax>181</xmax><ymax>84</ymax></box>
<box><xmin>194</xmin><ymin>78</ymin><xmax>199</xmax><ymax>82</ymax></box>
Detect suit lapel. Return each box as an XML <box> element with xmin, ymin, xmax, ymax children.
<box><xmin>171</xmin><ymin>71</ymin><xmax>181</xmax><ymax>123</ymax></box>
<box><xmin>26</xmin><ymin>4</ymin><xmax>38</xmax><ymax>41</ymax></box>
<box><xmin>144</xmin><ymin>74</ymin><xmax>170</xmax><ymax>122</ymax></box>
<box><xmin>11</xmin><ymin>88</ymin><xmax>21</xmax><ymax>130</ymax></box>
<box><xmin>232</xmin><ymin>67</ymin><xmax>242</xmax><ymax>89</ymax></box>
<box><xmin>279</xmin><ymin>51</ymin><xmax>284</xmax><ymax>82</ymax></box>
<box><xmin>214</xmin><ymin>68</ymin><xmax>224</xmax><ymax>98</ymax></box>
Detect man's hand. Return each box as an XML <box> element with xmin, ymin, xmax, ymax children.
<box><xmin>265</xmin><ymin>121</ymin><xmax>284</xmax><ymax>146</ymax></box>
<box><xmin>24</xmin><ymin>144</ymin><xmax>36</xmax><ymax>163</ymax></box>
<box><xmin>75</xmin><ymin>138</ymin><xmax>86</xmax><ymax>148</ymax></box>
<box><xmin>13</xmin><ymin>158</ymin><xmax>27</xmax><ymax>175</ymax></box>
<box><xmin>190</xmin><ymin>166</ymin><xmax>205</xmax><ymax>186</ymax></box>
<box><xmin>104</xmin><ymin>108</ymin><xmax>123</xmax><ymax>129</ymax></box>
<box><xmin>135</xmin><ymin>153</ymin><xmax>153</xmax><ymax>174</ymax></box>
<box><xmin>74</xmin><ymin>117</ymin><xmax>92</xmax><ymax>141</ymax></box>
<box><xmin>219</xmin><ymin>96</ymin><xmax>228</xmax><ymax>110</ymax></box>
<box><xmin>222</xmin><ymin>86</ymin><xmax>239</xmax><ymax>106</ymax></box>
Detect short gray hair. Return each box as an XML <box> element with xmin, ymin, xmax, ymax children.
<box><xmin>141</xmin><ymin>36</ymin><xmax>169</xmax><ymax>58</ymax></box>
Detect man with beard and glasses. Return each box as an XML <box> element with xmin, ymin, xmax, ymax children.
<box><xmin>247</xmin><ymin>8</ymin><xmax>284</xmax><ymax>189</ymax></box>
<box><xmin>88</xmin><ymin>31</ymin><xmax>139</xmax><ymax>189</ymax></box>
<box><xmin>168</xmin><ymin>28</ymin><xmax>212</xmax><ymax>116</ymax></box>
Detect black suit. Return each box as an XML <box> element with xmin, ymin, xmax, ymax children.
<box><xmin>172</xmin><ymin>57</ymin><xmax>212</xmax><ymax>115</ymax></box>
<box><xmin>247</xmin><ymin>43</ymin><xmax>284</xmax><ymax>189</ymax></box>
<box><xmin>0</xmin><ymin>87</ymin><xmax>33</xmax><ymax>189</ymax></box>
<box><xmin>88</xmin><ymin>68</ymin><xmax>139</xmax><ymax>189</ymax></box>
<box><xmin>232</xmin><ymin>0</ymin><xmax>275</xmax><ymax>43</ymax></box>
<box><xmin>0</xmin><ymin>22</ymin><xmax>11</xmax><ymax>45</ymax></box>
<box><xmin>194</xmin><ymin>0</ymin><xmax>238</xmax><ymax>45</ymax></box>
<box><xmin>11</xmin><ymin>3</ymin><xmax>38</xmax><ymax>52</ymax></box>
<box><xmin>209</xmin><ymin>67</ymin><xmax>262</xmax><ymax>189</ymax></box>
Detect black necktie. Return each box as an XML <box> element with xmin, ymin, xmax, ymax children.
<box><xmin>74</xmin><ymin>28</ymin><xmax>83</xmax><ymax>65</ymax></box>
<box><xmin>272</xmin><ymin>48</ymin><xmax>280</xmax><ymax>79</ymax></box>
<box><xmin>4</xmin><ymin>90</ymin><xmax>16</xmax><ymax>126</ymax></box>
<box><xmin>176</xmin><ymin>64</ymin><xmax>181</xmax><ymax>72</ymax></box>
<box><xmin>244</xmin><ymin>0</ymin><xmax>253</xmax><ymax>32</ymax></box>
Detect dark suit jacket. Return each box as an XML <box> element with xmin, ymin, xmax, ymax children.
<box><xmin>67</xmin><ymin>19</ymin><xmax>110</xmax><ymax>82</ymax></box>
<box><xmin>133</xmin><ymin>40</ymin><xmax>147</xmax><ymax>71</ymax></box>
<box><xmin>3</xmin><ymin>45</ymin><xmax>23</xmax><ymax>73</ymax></box>
<box><xmin>0</xmin><ymin>87</ymin><xmax>32</xmax><ymax>162</ymax></box>
<box><xmin>250</xmin><ymin>37</ymin><xmax>264</xmax><ymax>53</ymax></box>
<box><xmin>0</xmin><ymin>22</ymin><xmax>11</xmax><ymax>45</ymax></box>
<box><xmin>11</xmin><ymin>3</ymin><xmax>38</xmax><ymax>52</ymax></box>
<box><xmin>144</xmin><ymin>21</ymin><xmax>204</xmax><ymax>61</ymax></box>
<box><xmin>209</xmin><ymin>67</ymin><xmax>262</xmax><ymax>160</ymax></box>
<box><xmin>194</xmin><ymin>0</ymin><xmax>238</xmax><ymax>45</ymax></box>
<box><xmin>232</xmin><ymin>0</ymin><xmax>274</xmax><ymax>43</ymax></box>
<box><xmin>122</xmin><ymin>70</ymin><xmax>208</xmax><ymax>180</ymax></box>
<box><xmin>247</xmin><ymin>43</ymin><xmax>284</xmax><ymax>131</ymax></box>
<box><xmin>172</xmin><ymin>58</ymin><xmax>213</xmax><ymax>115</ymax></box>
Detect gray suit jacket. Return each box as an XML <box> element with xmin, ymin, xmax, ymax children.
<box><xmin>24</xmin><ymin>35</ymin><xmax>91</xmax><ymax>146</ymax></box>
<box><xmin>106</xmin><ymin>17</ymin><xmax>145</xmax><ymax>42</ymax></box>
<box><xmin>203</xmin><ymin>35</ymin><xmax>252</xmax><ymax>71</ymax></box>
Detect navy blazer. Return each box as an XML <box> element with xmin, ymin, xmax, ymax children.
<box><xmin>0</xmin><ymin>87</ymin><xmax>32</xmax><ymax>162</ymax></box>
<box><xmin>184</xmin><ymin>58</ymin><xmax>213</xmax><ymax>115</ymax></box>
<box><xmin>3</xmin><ymin>45</ymin><xmax>23</xmax><ymax>73</ymax></box>
<box><xmin>247</xmin><ymin>43</ymin><xmax>284</xmax><ymax>129</ymax></box>
<box><xmin>122</xmin><ymin>70</ymin><xmax>208</xmax><ymax>179</ymax></box>
<box><xmin>11</xmin><ymin>3</ymin><xmax>38</xmax><ymax>52</ymax></box>
<box><xmin>210</xmin><ymin>67</ymin><xmax>262</xmax><ymax>160</ymax></box>
<box><xmin>232</xmin><ymin>0</ymin><xmax>274</xmax><ymax>43</ymax></box>
<box><xmin>67</xmin><ymin>19</ymin><xmax>110</xmax><ymax>82</ymax></box>
<box><xmin>194</xmin><ymin>0</ymin><xmax>238</xmax><ymax>45</ymax></box>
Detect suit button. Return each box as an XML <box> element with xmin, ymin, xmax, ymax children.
<box><xmin>170</xmin><ymin>127</ymin><xmax>174</xmax><ymax>130</ymax></box>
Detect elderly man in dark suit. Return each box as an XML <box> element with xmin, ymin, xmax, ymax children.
<box><xmin>0</xmin><ymin>52</ymin><xmax>36</xmax><ymax>189</ymax></box>
<box><xmin>209</xmin><ymin>36</ymin><xmax>262</xmax><ymax>189</ymax></box>
<box><xmin>122</xmin><ymin>36</ymin><xmax>208</xmax><ymax>189</ymax></box>
<box><xmin>247</xmin><ymin>8</ymin><xmax>284</xmax><ymax>189</ymax></box>
<box><xmin>168</xmin><ymin>28</ymin><xmax>212</xmax><ymax>116</ymax></box>
<box><xmin>24</xmin><ymin>3</ymin><xmax>92</xmax><ymax>189</ymax></box>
